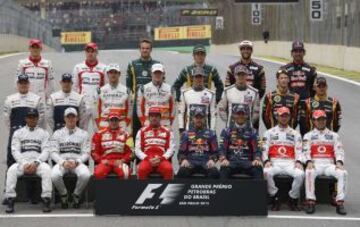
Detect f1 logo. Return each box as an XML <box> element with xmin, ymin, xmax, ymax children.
<box><xmin>135</xmin><ymin>184</ymin><xmax>184</xmax><ymax>205</ymax></box>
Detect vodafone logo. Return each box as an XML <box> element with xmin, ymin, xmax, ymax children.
<box><xmin>317</xmin><ymin>145</ymin><xmax>327</xmax><ymax>153</ymax></box>
<box><xmin>277</xmin><ymin>146</ymin><xmax>287</xmax><ymax>156</ymax></box>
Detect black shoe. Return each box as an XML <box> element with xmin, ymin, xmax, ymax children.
<box><xmin>42</xmin><ymin>198</ymin><xmax>52</xmax><ymax>213</ymax></box>
<box><xmin>270</xmin><ymin>194</ymin><xmax>280</xmax><ymax>211</ymax></box>
<box><xmin>72</xmin><ymin>194</ymin><xmax>81</xmax><ymax>209</ymax></box>
<box><xmin>2</xmin><ymin>198</ymin><xmax>8</xmax><ymax>205</ymax></box>
<box><xmin>5</xmin><ymin>198</ymin><xmax>15</xmax><ymax>213</ymax></box>
<box><xmin>305</xmin><ymin>200</ymin><xmax>316</xmax><ymax>214</ymax></box>
<box><xmin>288</xmin><ymin>197</ymin><xmax>301</xmax><ymax>211</ymax></box>
<box><xmin>60</xmin><ymin>194</ymin><xmax>68</xmax><ymax>209</ymax></box>
<box><xmin>336</xmin><ymin>201</ymin><xmax>347</xmax><ymax>215</ymax></box>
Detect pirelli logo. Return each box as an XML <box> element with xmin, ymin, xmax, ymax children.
<box><xmin>181</xmin><ymin>9</ymin><xmax>218</xmax><ymax>17</ymax></box>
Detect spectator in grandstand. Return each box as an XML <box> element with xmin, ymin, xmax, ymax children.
<box><xmin>262</xmin><ymin>107</ymin><xmax>304</xmax><ymax>211</ymax></box>
<box><xmin>262</xmin><ymin>69</ymin><xmax>300</xmax><ymax>129</ymax></box>
<box><xmin>172</xmin><ymin>44</ymin><xmax>224</xmax><ymax>104</ymax></box>
<box><xmin>4</xmin><ymin>108</ymin><xmax>52</xmax><ymax>213</ymax></box>
<box><xmin>72</xmin><ymin>42</ymin><xmax>107</xmax><ymax>134</ymax></box>
<box><xmin>219</xmin><ymin>104</ymin><xmax>263</xmax><ymax>179</ymax></box>
<box><xmin>16</xmin><ymin>39</ymin><xmax>55</xmax><ymax>106</ymax></box>
<box><xmin>135</xmin><ymin>107</ymin><xmax>175</xmax><ymax>180</ymax></box>
<box><xmin>49</xmin><ymin>108</ymin><xmax>91</xmax><ymax>209</ymax></box>
<box><xmin>126</xmin><ymin>39</ymin><xmax>160</xmax><ymax>139</ymax></box>
<box><xmin>47</xmin><ymin>73</ymin><xmax>88</xmax><ymax>132</ymax></box>
<box><xmin>177</xmin><ymin>108</ymin><xmax>219</xmax><ymax>179</ymax></box>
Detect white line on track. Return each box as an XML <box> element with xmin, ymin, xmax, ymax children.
<box><xmin>268</xmin><ymin>214</ymin><xmax>360</xmax><ymax>222</ymax></box>
<box><xmin>0</xmin><ymin>52</ymin><xmax>24</xmax><ymax>59</ymax></box>
<box><xmin>253</xmin><ymin>56</ymin><xmax>360</xmax><ymax>87</ymax></box>
<box><xmin>0</xmin><ymin>213</ymin><xmax>95</xmax><ymax>218</ymax></box>
<box><xmin>0</xmin><ymin>213</ymin><xmax>360</xmax><ymax>221</ymax></box>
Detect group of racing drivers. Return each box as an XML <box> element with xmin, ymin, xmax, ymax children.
<box><xmin>3</xmin><ymin>38</ymin><xmax>346</xmax><ymax>216</ymax></box>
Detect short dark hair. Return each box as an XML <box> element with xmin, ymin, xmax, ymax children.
<box><xmin>139</xmin><ymin>38</ymin><xmax>153</xmax><ymax>48</ymax></box>
<box><xmin>276</xmin><ymin>69</ymin><xmax>289</xmax><ymax>79</ymax></box>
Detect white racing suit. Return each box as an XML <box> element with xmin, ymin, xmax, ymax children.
<box><xmin>47</xmin><ymin>90</ymin><xmax>88</xmax><ymax>131</ymax></box>
<box><xmin>303</xmin><ymin>128</ymin><xmax>347</xmax><ymax>202</ymax></box>
<box><xmin>16</xmin><ymin>57</ymin><xmax>55</xmax><ymax>104</ymax></box>
<box><xmin>48</xmin><ymin>127</ymin><xmax>91</xmax><ymax>196</ymax></box>
<box><xmin>98</xmin><ymin>83</ymin><xmax>132</xmax><ymax>132</ymax></box>
<box><xmin>218</xmin><ymin>84</ymin><xmax>260</xmax><ymax>129</ymax></box>
<box><xmin>178</xmin><ymin>88</ymin><xmax>216</xmax><ymax>130</ymax></box>
<box><xmin>262</xmin><ymin>125</ymin><xmax>304</xmax><ymax>199</ymax></box>
<box><xmin>5</xmin><ymin>126</ymin><xmax>52</xmax><ymax>199</ymax></box>
<box><xmin>72</xmin><ymin>61</ymin><xmax>107</xmax><ymax>133</ymax></box>
<box><xmin>3</xmin><ymin>92</ymin><xmax>45</xmax><ymax>167</ymax></box>
<box><xmin>137</xmin><ymin>82</ymin><xmax>175</xmax><ymax>128</ymax></box>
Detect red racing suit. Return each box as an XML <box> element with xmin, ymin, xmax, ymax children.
<box><xmin>135</xmin><ymin>125</ymin><xmax>175</xmax><ymax>180</ymax></box>
<box><xmin>91</xmin><ymin>128</ymin><xmax>133</xmax><ymax>179</ymax></box>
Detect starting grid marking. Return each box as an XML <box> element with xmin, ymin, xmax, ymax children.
<box><xmin>0</xmin><ymin>213</ymin><xmax>360</xmax><ymax>221</ymax></box>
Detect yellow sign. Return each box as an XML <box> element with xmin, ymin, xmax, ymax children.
<box><xmin>60</xmin><ymin>32</ymin><xmax>91</xmax><ymax>45</ymax></box>
<box><xmin>154</xmin><ymin>25</ymin><xmax>211</xmax><ymax>41</ymax></box>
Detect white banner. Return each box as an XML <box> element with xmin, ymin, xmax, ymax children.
<box><xmin>251</xmin><ymin>3</ymin><xmax>262</xmax><ymax>25</ymax></box>
<box><xmin>310</xmin><ymin>0</ymin><xmax>323</xmax><ymax>21</ymax></box>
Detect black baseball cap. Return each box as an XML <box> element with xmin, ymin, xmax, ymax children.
<box><xmin>26</xmin><ymin>108</ymin><xmax>39</xmax><ymax>117</ymax></box>
<box><xmin>292</xmin><ymin>41</ymin><xmax>305</xmax><ymax>51</ymax></box>
<box><xmin>61</xmin><ymin>73</ymin><xmax>73</xmax><ymax>82</ymax></box>
<box><xmin>193</xmin><ymin>45</ymin><xmax>206</xmax><ymax>54</ymax></box>
<box><xmin>17</xmin><ymin>74</ymin><xmax>29</xmax><ymax>83</ymax></box>
<box><xmin>316</xmin><ymin>77</ymin><xmax>327</xmax><ymax>86</ymax></box>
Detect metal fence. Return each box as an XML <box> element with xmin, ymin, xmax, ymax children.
<box><xmin>210</xmin><ymin>0</ymin><xmax>360</xmax><ymax>48</ymax></box>
<box><xmin>0</xmin><ymin>0</ymin><xmax>60</xmax><ymax>50</ymax></box>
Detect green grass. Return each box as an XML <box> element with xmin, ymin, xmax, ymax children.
<box><xmin>258</xmin><ymin>55</ymin><xmax>360</xmax><ymax>82</ymax></box>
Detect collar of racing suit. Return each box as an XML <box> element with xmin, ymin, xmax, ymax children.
<box><xmin>29</xmin><ymin>56</ymin><xmax>41</xmax><ymax>65</ymax></box>
<box><xmin>276</xmin><ymin>87</ymin><xmax>289</xmax><ymax>95</ymax></box>
<box><xmin>313</xmin><ymin>127</ymin><xmax>328</xmax><ymax>134</ymax></box>
<box><xmin>25</xmin><ymin>125</ymin><xmax>37</xmax><ymax>131</ymax></box>
<box><xmin>240</xmin><ymin>58</ymin><xmax>252</xmax><ymax>65</ymax></box>
<box><xmin>192</xmin><ymin>86</ymin><xmax>205</xmax><ymax>92</ymax></box>
<box><xmin>235</xmin><ymin>84</ymin><xmax>248</xmax><ymax>91</ymax></box>
<box><xmin>85</xmin><ymin>60</ymin><xmax>98</xmax><ymax>68</ymax></box>
<box><xmin>292</xmin><ymin>60</ymin><xmax>304</xmax><ymax>66</ymax></box>
<box><xmin>65</xmin><ymin>126</ymin><xmax>77</xmax><ymax>134</ymax></box>
<box><xmin>314</xmin><ymin>94</ymin><xmax>328</xmax><ymax>101</ymax></box>
<box><xmin>140</xmin><ymin>57</ymin><xmax>152</xmax><ymax>63</ymax></box>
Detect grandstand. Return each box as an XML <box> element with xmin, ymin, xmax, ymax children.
<box><xmin>15</xmin><ymin>0</ymin><xmax>210</xmax><ymax>50</ymax></box>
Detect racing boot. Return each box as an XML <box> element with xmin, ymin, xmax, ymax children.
<box><xmin>270</xmin><ymin>193</ymin><xmax>280</xmax><ymax>211</ymax></box>
<box><xmin>336</xmin><ymin>201</ymin><xmax>347</xmax><ymax>215</ymax></box>
<box><xmin>5</xmin><ymin>198</ymin><xmax>15</xmax><ymax>213</ymax></box>
<box><xmin>305</xmin><ymin>200</ymin><xmax>316</xmax><ymax>214</ymax></box>
<box><xmin>72</xmin><ymin>193</ymin><xmax>81</xmax><ymax>209</ymax></box>
<box><xmin>60</xmin><ymin>194</ymin><xmax>68</xmax><ymax>209</ymax></box>
<box><xmin>42</xmin><ymin>197</ymin><xmax>52</xmax><ymax>213</ymax></box>
<box><xmin>288</xmin><ymin>197</ymin><xmax>301</xmax><ymax>211</ymax></box>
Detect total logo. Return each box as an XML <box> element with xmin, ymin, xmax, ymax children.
<box><xmin>132</xmin><ymin>184</ymin><xmax>185</xmax><ymax>210</ymax></box>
